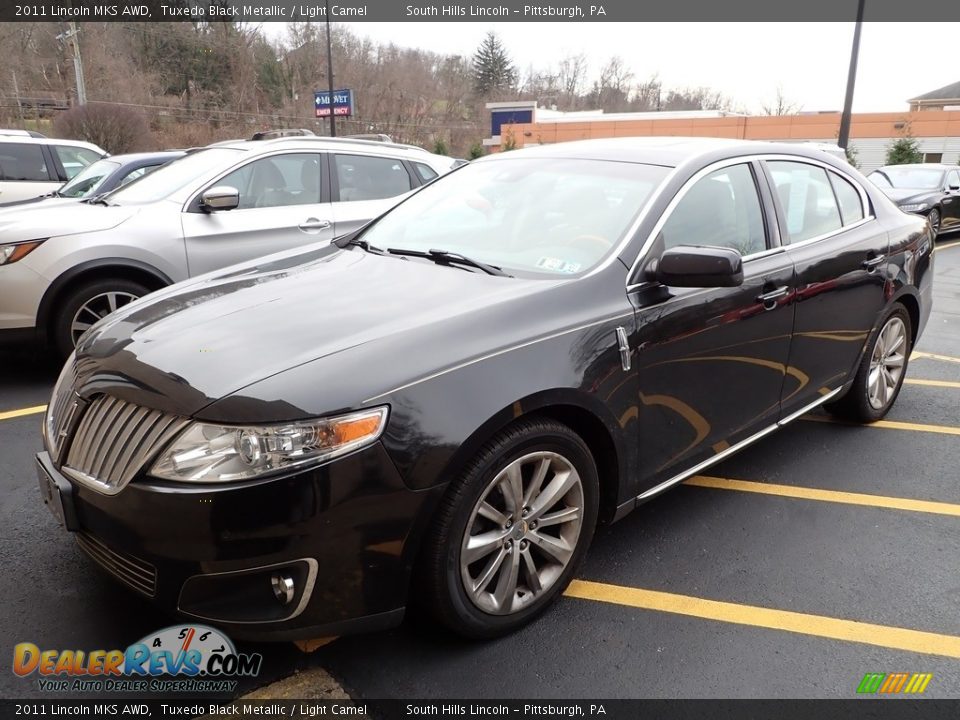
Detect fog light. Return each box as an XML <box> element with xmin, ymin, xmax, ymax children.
<box><xmin>271</xmin><ymin>573</ymin><xmax>295</xmax><ymax>605</ymax></box>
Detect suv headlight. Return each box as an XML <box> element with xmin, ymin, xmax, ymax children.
<box><xmin>899</xmin><ymin>202</ymin><xmax>930</xmax><ymax>213</ymax></box>
<box><xmin>149</xmin><ymin>406</ymin><xmax>389</xmax><ymax>483</ymax></box>
<box><xmin>0</xmin><ymin>239</ymin><xmax>45</xmax><ymax>265</ymax></box>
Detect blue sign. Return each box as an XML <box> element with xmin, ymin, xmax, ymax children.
<box><xmin>314</xmin><ymin>89</ymin><xmax>355</xmax><ymax>118</ymax></box>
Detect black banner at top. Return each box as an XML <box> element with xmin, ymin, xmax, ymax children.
<box><xmin>3</xmin><ymin>0</ymin><xmax>960</xmax><ymax>22</ymax></box>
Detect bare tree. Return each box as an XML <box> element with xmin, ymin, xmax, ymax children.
<box><xmin>761</xmin><ymin>86</ymin><xmax>801</xmax><ymax>116</ymax></box>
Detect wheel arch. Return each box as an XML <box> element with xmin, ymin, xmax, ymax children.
<box><xmin>36</xmin><ymin>259</ymin><xmax>172</xmax><ymax>343</ymax></box>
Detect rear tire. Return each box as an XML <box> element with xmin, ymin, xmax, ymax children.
<box><xmin>826</xmin><ymin>304</ymin><xmax>911</xmax><ymax>423</ymax></box>
<box><xmin>52</xmin><ymin>278</ymin><xmax>148</xmax><ymax>360</ymax></box>
<box><xmin>420</xmin><ymin>418</ymin><xmax>599</xmax><ymax>639</ymax></box>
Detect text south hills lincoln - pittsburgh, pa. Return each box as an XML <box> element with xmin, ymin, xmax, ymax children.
<box><xmin>405</xmin><ymin>4</ymin><xmax>606</xmax><ymax>17</ymax></box>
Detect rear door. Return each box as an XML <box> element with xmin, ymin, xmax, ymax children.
<box><xmin>328</xmin><ymin>152</ymin><xmax>419</xmax><ymax>237</ymax></box>
<box><xmin>628</xmin><ymin>159</ymin><xmax>797</xmax><ymax>493</ymax></box>
<box><xmin>760</xmin><ymin>158</ymin><xmax>888</xmax><ymax>418</ymax></box>
<box><xmin>181</xmin><ymin>151</ymin><xmax>333</xmax><ymax>276</ymax></box>
<box><xmin>0</xmin><ymin>141</ymin><xmax>61</xmax><ymax>202</ymax></box>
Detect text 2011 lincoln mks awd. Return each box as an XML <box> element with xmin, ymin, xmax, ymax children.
<box><xmin>37</xmin><ymin>138</ymin><xmax>932</xmax><ymax>639</ymax></box>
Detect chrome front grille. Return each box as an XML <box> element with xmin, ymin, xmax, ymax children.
<box><xmin>63</xmin><ymin>395</ymin><xmax>190</xmax><ymax>494</ymax></box>
<box><xmin>45</xmin><ymin>361</ymin><xmax>79</xmax><ymax>463</ymax></box>
<box><xmin>76</xmin><ymin>532</ymin><xmax>157</xmax><ymax>597</ymax></box>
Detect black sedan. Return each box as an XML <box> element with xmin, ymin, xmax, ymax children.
<box><xmin>868</xmin><ymin>163</ymin><xmax>960</xmax><ymax>237</ymax></box>
<box><xmin>0</xmin><ymin>150</ymin><xmax>184</xmax><ymax>208</ymax></box>
<box><xmin>36</xmin><ymin>138</ymin><xmax>933</xmax><ymax>640</ymax></box>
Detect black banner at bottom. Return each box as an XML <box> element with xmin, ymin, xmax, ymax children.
<box><xmin>0</xmin><ymin>699</ymin><xmax>958</xmax><ymax>720</ymax></box>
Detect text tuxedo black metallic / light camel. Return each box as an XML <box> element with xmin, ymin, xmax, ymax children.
<box><xmin>37</xmin><ymin>138</ymin><xmax>933</xmax><ymax>639</ymax></box>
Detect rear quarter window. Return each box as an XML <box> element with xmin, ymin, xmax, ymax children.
<box><xmin>0</xmin><ymin>142</ymin><xmax>51</xmax><ymax>181</ymax></box>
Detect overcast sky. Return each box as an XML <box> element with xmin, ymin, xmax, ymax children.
<box><xmin>263</xmin><ymin>22</ymin><xmax>959</xmax><ymax>114</ymax></box>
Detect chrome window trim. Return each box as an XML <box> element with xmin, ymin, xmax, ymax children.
<box><xmin>625</xmin><ymin>153</ymin><xmax>877</xmax><ymax>287</ymax></box>
<box><xmin>633</xmin><ymin>386</ymin><xmax>843</xmax><ymax>504</ymax></box>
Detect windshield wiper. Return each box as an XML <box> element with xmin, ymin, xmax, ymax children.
<box><xmin>387</xmin><ymin>247</ymin><xmax>512</xmax><ymax>277</ymax></box>
<box><xmin>340</xmin><ymin>237</ymin><xmax>390</xmax><ymax>256</ymax></box>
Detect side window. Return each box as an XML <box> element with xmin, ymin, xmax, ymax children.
<box><xmin>55</xmin><ymin>146</ymin><xmax>101</xmax><ymax>179</ymax></box>
<box><xmin>118</xmin><ymin>167</ymin><xmax>149</xmax><ymax>187</ymax></box>
<box><xmin>947</xmin><ymin>170</ymin><xmax>960</xmax><ymax>189</ymax></box>
<box><xmin>767</xmin><ymin>161</ymin><xmax>842</xmax><ymax>244</ymax></box>
<box><xmin>829</xmin><ymin>172</ymin><xmax>865</xmax><ymax>226</ymax></box>
<box><xmin>660</xmin><ymin>163</ymin><xmax>766</xmax><ymax>257</ymax></box>
<box><xmin>0</xmin><ymin>142</ymin><xmax>51</xmax><ymax>181</ymax></box>
<box><xmin>217</xmin><ymin>153</ymin><xmax>321</xmax><ymax>210</ymax></box>
<box><xmin>335</xmin><ymin>154</ymin><xmax>414</xmax><ymax>202</ymax></box>
<box><xmin>413</xmin><ymin>162</ymin><xmax>439</xmax><ymax>183</ymax></box>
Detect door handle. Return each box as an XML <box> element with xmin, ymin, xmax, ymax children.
<box><xmin>861</xmin><ymin>255</ymin><xmax>886</xmax><ymax>272</ymax></box>
<box><xmin>756</xmin><ymin>286</ymin><xmax>789</xmax><ymax>309</ymax></box>
<box><xmin>299</xmin><ymin>218</ymin><xmax>332</xmax><ymax>232</ymax></box>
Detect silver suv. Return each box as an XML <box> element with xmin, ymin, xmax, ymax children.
<box><xmin>0</xmin><ymin>135</ymin><xmax>456</xmax><ymax>357</ymax></box>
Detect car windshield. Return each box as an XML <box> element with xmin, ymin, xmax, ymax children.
<box><xmin>108</xmin><ymin>148</ymin><xmax>244</xmax><ymax>204</ymax></box>
<box><xmin>870</xmin><ymin>167</ymin><xmax>944</xmax><ymax>190</ymax></box>
<box><xmin>57</xmin><ymin>158</ymin><xmax>120</xmax><ymax>198</ymax></box>
<box><xmin>358</xmin><ymin>157</ymin><xmax>669</xmax><ymax>277</ymax></box>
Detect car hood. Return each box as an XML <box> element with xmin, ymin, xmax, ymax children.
<box><xmin>878</xmin><ymin>188</ymin><xmax>937</xmax><ymax>204</ymax></box>
<box><xmin>76</xmin><ymin>245</ymin><xmax>558</xmax><ymax>418</ymax></box>
<box><xmin>0</xmin><ymin>200</ymin><xmax>138</xmax><ymax>241</ymax></box>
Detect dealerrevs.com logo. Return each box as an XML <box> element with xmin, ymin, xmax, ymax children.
<box><xmin>13</xmin><ymin>625</ymin><xmax>262</xmax><ymax>693</ymax></box>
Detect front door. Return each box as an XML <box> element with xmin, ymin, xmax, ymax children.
<box><xmin>629</xmin><ymin>160</ymin><xmax>796</xmax><ymax>493</ymax></box>
<box><xmin>181</xmin><ymin>152</ymin><xmax>333</xmax><ymax>276</ymax></box>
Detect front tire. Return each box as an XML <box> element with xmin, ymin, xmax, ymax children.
<box><xmin>53</xmin><ymin>278</ymin><xmax>148</xmax><ymax>359</ymax></box>
<box><xmin>928</xmin><ymin>208</ymin><xmax>941</xmax><ymax>238</ymax></box>
<box><xmin>826</xmin><ymin>305</ymin><xmax>911</xmax><ymax>423</ymax></box>
<box><xmin>421</xmin><ymin>418</ymin><xmax>599</xmax><ymax>638</ymax></box>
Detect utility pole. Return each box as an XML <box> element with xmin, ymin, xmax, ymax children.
<box><xmin>324</xmin><ymin>0</ymin><xmax>336</xmax><ymax>137</ymax></box>
<box><xmin>837</xmin><ymin>0</ymin><xmax>865</xmax><ymax>150</ymax></box>
<box><xmin>58</xmin><ymin>22</ymin><xmax>86</xmax><ymax>106</ymax></box>
<box><xmin>11</xmin><ymin>71</ymin><xmax>24</xmax><ymax>125</ymax></box>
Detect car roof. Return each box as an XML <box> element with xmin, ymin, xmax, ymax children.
<box><xmin>873</xmin><ymin>163</ymin><xmax>955</xmax><ymax>171</ymax></box>
<box><xmin>213</xmin><ymin>135</ymin><xmax>447</xmax><ymax>161</ymax></box>
<box><xmin>102</xmin><ymin>150</ymin><xmax>185</xmax><ymax>164</ymax></box>
<box><xmin>0</xmin><ymin>135</ymin><xmax>107</xmax><ymax>155</ymax></box>
<box><xmin>483</xmin><ymin>136</ymin><xmax>851</xmax><ymax>168</ymax></box>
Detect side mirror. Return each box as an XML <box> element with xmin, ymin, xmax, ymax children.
<box><xmin>200</xmin><ymin>186</ymin><xmax>240</xmax><ymax>212</ymax></box>
<box><xmin>948</xmin><ymin>184</ymin><xmax>960</xmax><ymax>192</ymax></box>
<box><xmin>654</xmin><ymin>245</ymin><xmax>744</xmax><ymax>288</ymax></box>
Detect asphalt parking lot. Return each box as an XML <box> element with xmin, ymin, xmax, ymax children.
<box><xmin>2</xmin><ymin>236</ymin><xmax>959</xmax><ymax>700</ymax></box>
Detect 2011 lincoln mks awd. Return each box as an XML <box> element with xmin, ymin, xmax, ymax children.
<box><xmin>36</xmin><ymin>138</ymin><xmax>933</xmax><ymax>640</ymax></box>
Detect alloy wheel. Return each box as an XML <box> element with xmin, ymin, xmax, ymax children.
<box><xmin>70</xmin><ymin>291</ymin><xmax>140</xmax><ymax>346</ymax></box>
<box><xmin>867</xmin><ymin>316</ymin><xmax>907</xmax><ymax>410</ymax></box>
<box><xmin>460</xmin><ymin>451</ymin><xmax>584</xmax><ymax>616</ymax></box>
<box><xmin>929</xmin><ymin>209</ymin><xmax>941</xmax><ymax>236</ymax></box>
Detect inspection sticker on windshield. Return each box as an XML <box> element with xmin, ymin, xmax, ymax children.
<box><xmin>536</xmin><ymin>257</ymin><xmax>581</xmax><ymax>274</ymax></box>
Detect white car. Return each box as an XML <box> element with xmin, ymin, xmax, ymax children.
<box><xmin>0</xmin><ymin>132</ymin><xmax>106</xmax><ymax>203</ymax></box>
<box><xmin>0</xmin><ymin>134</ymin><xmax>458</xmax><ymax>357</ymax></box>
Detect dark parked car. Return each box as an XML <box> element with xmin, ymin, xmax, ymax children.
<box><xmin>36</xmin><ymin>138</ymin><xmax>933</xmax><ymax>640</ymax></box>
<box><xmin>0</xmin><ymin>151</ymin><xmax>184</xmax><ymax>208</ymax></box>
<box><xmin>868</xmin><ymin>163</ymin><xmax>960</xmax><ymax>237</ymax></box>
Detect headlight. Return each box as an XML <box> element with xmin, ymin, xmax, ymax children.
<box><xmin>0</xmin><ymin>239</ymin><xmax>45</xmax><ymax>265</ymax></box>
<box><xmin>149</xmin><ymin>406</ymin><xmax>389</xmax><ymax>483</ymax></box>
<box><xmin>899</xmin><ymin>203</ymin><xmax>930</xmax><ymax>213</ymax></box>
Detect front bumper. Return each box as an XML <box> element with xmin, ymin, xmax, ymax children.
<box><xmin>36</xmin><ymin>445</ymin><xmax>444</xmax><ymax>641</ymax></box>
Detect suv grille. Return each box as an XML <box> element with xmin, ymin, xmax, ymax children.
<box><xmin>45</xmin><ymin>362</ymin><xmax>79</xmax><ymax>463</ymax></box>
<box><xmin>62</xmin><ymin>395</ymin><xmax>190</xmax><ymax>494</ymax></box>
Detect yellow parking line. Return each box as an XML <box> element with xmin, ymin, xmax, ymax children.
<box><xmin>0</xmin><ymin>405</ymin><xmax>46</xmax><ymax>421</ymax></box>
<box><xmin>934</xmin><ymin>239</ymin><xmax>960</xmax><ymax>252</ymax></box>
<box><xmin>904</xmin><ymin>378</ymin><xmax>960</xmax><ymax>390</ymax></box>
<box><xmin>912</xmin><ymin>350</ymin><xmax>960</xmax><ymax>364</ymax></box>
<box><xmin>803</xmin><ymin>414</ymin><xmax>960</xmax><ymax>437</ymax></box>
<box><xmin>564</xmin><ymin>579</ymin><xmax>960</xmax><ymax>658</ymax></box>
<box><xmin>685</xmin><ymin>475</ymin><xmax>960</xmax><ymax>518</ymax></box>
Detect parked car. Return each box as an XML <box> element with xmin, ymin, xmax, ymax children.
<box><xmin>35</xmin><ymin>138</ymin><xmax>932</xmax><ymax>640</ymax></box>
<box><xmin>0</xmin><ymin>151</ymin><xmax>185</xmax><ymax>209</ymax></box>
<box><xmin>0</xmin><ymin>135</ymin><xmax>457</xmax><ymax>356</ymax></box>
<box><xmin>868</xmin><ymin>163</ymin><xmax>960</xmax><ymax>237</ymax></box>
<box><xmin>0</xmin><ymin>134</ymin><xmax>106</xmax><ymax>203</ymax></box>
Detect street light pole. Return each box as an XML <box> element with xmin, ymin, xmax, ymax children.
<box><xmin>325</xmin><ymin>0</ymin><xmax>336</xmax><ymax>137</ymax></box>
<box><xmin>837</xmin><ymin>0</ymin><xmax>866</xmax><ymax>150</ymax></box>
